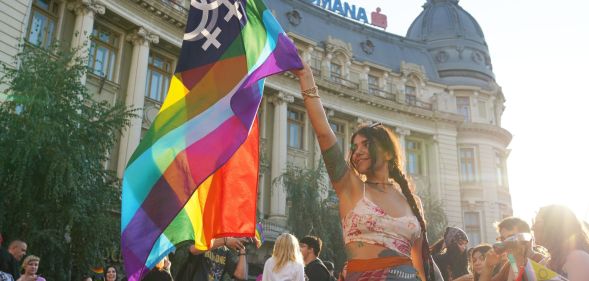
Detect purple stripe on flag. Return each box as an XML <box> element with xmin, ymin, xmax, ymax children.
<box><xmin>243</xmin><ymin>34</ymin><xmax>303</xmax><ymax>89</ymax></box>
<box><xmin>231</xmin><ymin>34</ymin><xmax>302</xmax><ymax>125</ymax></box>
<box><xmin>230</xmin><ymin>83</ymin><xmax>261</xmax><ymax>132</ymax></box>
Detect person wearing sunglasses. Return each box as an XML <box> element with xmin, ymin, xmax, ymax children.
<box><xmin>291</xmin><ymin>63</ymin><xmax>436</xmax><ymax>281</ymax></box>
<box><xmin>479</xmin><ymin>217</ymin><xmax>552</xmax><ymax>281</ymax></box>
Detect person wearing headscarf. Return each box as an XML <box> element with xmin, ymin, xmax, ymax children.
<box><xmin>430</xmin><ymin>227</ymin><xmax>470</xmax><ymax>281</ymax></box>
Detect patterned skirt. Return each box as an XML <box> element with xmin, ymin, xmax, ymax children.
<box><xmin>339</xmin><ymin>256</ymin><xmax>421</xmax><ymax>281</ymax></box>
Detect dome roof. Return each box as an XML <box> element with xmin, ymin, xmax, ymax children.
<box><xmin>407</xmin><ymin>0</ymin><xmax>485</xmax><ymax>44</ymax></box>
<box><xmin>406</xmin><ymin>0</ymin><xmax>495</xmax><ymax>84</ymax></box>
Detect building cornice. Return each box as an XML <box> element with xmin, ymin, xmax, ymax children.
<box><xmin>271</xmin><ymin>72</ymin><xmax>464</xmax><ymax>127</ymax></box>
<box><xmin>128</xmin><ymin>0</ymin><xmax>187</xmax><ymax>29</ymax></box>
<box><xmin>100</xmin><ymin>0</ymin><xmax>184</xmax><ymax>46</ymax></box>
<box><xmin>458</xmin><ymin>122</ymin><xmax>512</xmax><ymax>147</ymax></box>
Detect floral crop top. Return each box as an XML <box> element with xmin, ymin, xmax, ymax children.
<box><xmin>341</xmin><ymin>183</ymin><xmax>421</xmax><ymax>257</ymax></box>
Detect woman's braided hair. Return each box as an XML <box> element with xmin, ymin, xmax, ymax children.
<box><xmin>350</xmin><ymin>124</ymin><xmax>436</xmax><ymax>281</ymax></box>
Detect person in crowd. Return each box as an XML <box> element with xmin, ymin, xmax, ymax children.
<box><xmin>16</xmin><ymin>255</ymin><xmax>45</xmax><ymax>281</ymax></box>
<box><xmin>81</xmin><ymin>276</ymin><xmax>92</xmax><ymax>281</ymax></box>
<box><xmin>448</xmin><ymin>245</ymin><xmax>494</xmax><ymax>281</ymax></box>
<box><xmin>299</xmin><ymin>236</ymin><xmax>330</xmax><ymax>281</ymax></box>
<box><xmin>162</xmin><ymin>256</ymin><xmax>171</xmax><ymax>274</ymax></box>
<box><xmin>0</xmin><ymin>271</ymin><xmax>14</xmax><ymax>281</ymax></box>
<box><xmin>143</xmin><ymin>256</ymin><xmax>173</xmax><ymax>281</ymax></box>
<box><xmin>430</xmin><ymin>226</ymin><xmax>470</xmax><ymax>281</ymax></box>
<box><xmin>292</xmin><ymin>61</ymin><xmax>434</xmax><ymax>280</ymax></box>
<box><xmin>323</xmin><ymin>261</ymin><xmax>337</xmax><ymax>281</ymax></box>
<box><xmin>0</xmin><ymin>240</ymin><xmax>27</xmax><ymax>280</ymax></box>
<box><xmin>531</xmin><ymin>205</ymin><xmax>589</xmax><ymax>280</ymax></box>
<box><xmin>105</xmin><ymin>265</ymin><xmax>117</xmax><ymax>281</ymax></box>
<box><xmin>470</xmin><ymin>244</ymin><xmax>491</xmax><ymax>281</ymax></box>
<box><xmin>479</xmin><ymin>216</ymin><xmax>547</xmax><ymax>281</ymax></box>
<box><xmin>170</xmin><ymin>237</ymin><xmax>249</xmax><ymax>281</ymax></box>
<box><xmin>262</xmin><ymin>233</ymin><xmax>305</xmax><ymax>281</ymax></box>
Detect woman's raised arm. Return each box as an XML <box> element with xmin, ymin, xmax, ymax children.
<box><xmin>292</xmin><ymin>63</ymin><xmax>349</xmax><ymax>186</ymax></box>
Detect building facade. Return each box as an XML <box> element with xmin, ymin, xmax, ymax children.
<box><xmin>1</xmin><ymin>0</ymin><xmax>512</xmax><ymax>268</ymax></box>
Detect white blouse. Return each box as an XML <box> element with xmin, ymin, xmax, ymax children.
<box><xmin>262</xmin><ymin>256</ymin><xmax>305</xmax><ymax>281</ymax></box>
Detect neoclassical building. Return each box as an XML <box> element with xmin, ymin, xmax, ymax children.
<box><xmin>1</xmin><ymin>0</ymin><xmax>512</xmax><ymax>265</ymax></box>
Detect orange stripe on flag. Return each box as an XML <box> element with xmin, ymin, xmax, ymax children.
<box><xmin>201</xmin><ymin>119</ymin><xmax>259</xmax><ymax>247</ymax></box>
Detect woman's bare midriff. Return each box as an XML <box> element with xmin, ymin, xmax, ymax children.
<box><xmin>345</xmin><ymin>241</ymin><xmax>407</xmax><ymax>260</ymax></box>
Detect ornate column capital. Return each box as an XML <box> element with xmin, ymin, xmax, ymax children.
<box><xmin>127</xmin><ymin>27</ymin><xmax>160</xmax><ymax>46</ymax></box>
<box><xmin>67</xmin><ymin>0</ymin><xmax>105</xmax><ymax>16</ymax></box>
<box><xmin>395</xmin><ymin>127</ymin><xmax>411</xmax><ymax>136</ymax></box>
<box><xmin>269</xmin><ymin>92</ymin><xmax>294</xmax><ymax>106</ymax></box>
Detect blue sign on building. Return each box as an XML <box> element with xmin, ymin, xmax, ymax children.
<box><xmin>305</xmin><ymin>0</ymin><xmax>369</xmax><ymax>24</ymax></box>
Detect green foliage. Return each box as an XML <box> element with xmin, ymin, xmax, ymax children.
<box><xmin>418</xmin><ymin>188</ymin><xmax>448</xmax><ymax>242</ymax></box>
<box><xmin>0</xmin><ymin>45</ymin><xmax>135</xmax><ymax>280</ymax></box>
<box><xmin>280</xmin><ymin>163</ymin><xmax>346</xmax><ymax>271</ymax></box>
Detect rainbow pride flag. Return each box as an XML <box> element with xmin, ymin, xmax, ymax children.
<box><xmin>121</xmin><ymin>0</ymin><xmax>302</xmax><ymax>280</ymax></box>
<box><xmin>255</xmin><ymin>222</ymin><xmax>265</xmax><ymax>248</ymax></box>
<box><xmin>523</xmin><ymin>259</ymin><xmax>569</xmax><ymax>281</ymax></box>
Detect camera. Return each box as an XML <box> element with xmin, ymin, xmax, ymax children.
<box><xmin>492</xmin><ymin>233</ymin><xmax>533</xmax><ymax>254</ymax></box>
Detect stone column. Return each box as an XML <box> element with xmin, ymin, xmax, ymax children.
<box><xmin>395</xmin><ymin>127</ymin><xmax>410</xmax><ymax>174</ymax></box>
<box><xmin>431</xmin><ymin>135</ymin><xmax>443</xmax><ymax>201</ymax></box>
<box><xmin>359</xmin><ymin>65</ymin><xmax>369</xmax><ymax>93</ymax></box>
<box><xmin>398</xmin><ymin>77</ymin><xmax>407</xmax><ymax>104</ymax></box>
<box><xmin>302</xmin><ymin>46</ymin><xmax>313</xmax><ymax>64</ymax></box>
<box><xmin>321</xmin><ymin>53</ymin><xmax>332</xmax><ymax>80</ymax></box>
<box><xmin>68</xmin><ymin>0</ymin><xmax>105</xmax><ymax>84</ymax></box>
<box><xmin>269</xmin><ymin>92</ymin><xmax>293</xmax><ymax>223</ymax></box>
<box><xmin>117</xmin><ymin>28</ymin><xmax>159</xmax><ymax>178</ymax></box>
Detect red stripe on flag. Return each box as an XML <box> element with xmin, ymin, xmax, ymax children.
<box><xmin>202</xmin><ymin>118</ymin><xmax>259</xmax><ymax>245</ymax></box>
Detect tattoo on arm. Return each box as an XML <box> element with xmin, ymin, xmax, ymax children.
<box><xmin>322</xmin><ymin>144</ymin><xmax>348</xmax><ymax>182</ymax></box>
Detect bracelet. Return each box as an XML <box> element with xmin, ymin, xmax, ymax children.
<box><xmin>238</xmin><ymin>252</ymin><xmax>247</xmax><ymax>256</ymax></box>
<box><xmin>301</xmin><ymin>86</ymin><xmax>320</xmax><ymax>99</ymax></box>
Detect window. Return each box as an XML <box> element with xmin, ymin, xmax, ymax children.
<box><xmin>330</xmin><ymin>62</ymin><xmax>342</xmax><ymax>82</ymax></box>
<box><xmin>145</xmin><ymin>53</ymin><xmax>173</xmax><ymax>102</ymax></box>
<box><xmin>406</xmin><ymin>139</ymin><xmax>422</xmax><ymax>175</ymax></box>
<box><xmin>287</xmin><ymin>109</ymin><xmax>304</xmax><ymax>149</ymax></box>
<box><xmin>88</xmin><ymin>24</ymin><xmax>120</xmax><ymax>81</ymax></box>
<box><xmin>496</xmin><ymin>152</ymin><xmax>504</xmax><ymax>186</ymax></box>
<box><xmin>329</xmin><ymin>121</ymin><xmax>345</xmax><ymax>152</ymax></box>
<box><xmin>405</xmin><ymin>85</ymin><xmax>416</xmax><ymax>105</ymax></box>
<box><xmin>456</xmin><ymin>96</ymin><xmax>471</xmax><ymax>121</ymax></box>
<box><xmin>459</xmin><ymin>147</ymin><xmax>477</xmax><ymax>182</ymax></box>
<box><xmin>27</xmin><ymin>0</ymin><xmax>59</xmax><ymax>48</ymax></box>
<box><xmin>368</xmin><ymin>74</ymin><xmax>378</xmax><ymax>94</ymax></box>
<box><xmin>464</xmin><ymin>212</ymin><xmax>481</xmax><ymax>246</ymax></box>
<box><xmin>478</xmin><ymin>100</ymin><xmax>487</xmax><ymax>119</ymax></box>
<box><xmin>310</xmin><ymin>56</ymin><xmax>321</xmax><ymax>74</ymax></box>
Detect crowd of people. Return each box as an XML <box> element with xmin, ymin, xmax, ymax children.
<box><xmin>291</xmin><ymin>61</ymin><xmax>589</xmax><ymax>281</ymax></box>
<box><xmin>2</xmin><ymin>59</ymin><xmax>589</xmax><ymax>281</ymax></box>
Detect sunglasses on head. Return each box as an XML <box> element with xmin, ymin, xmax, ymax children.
<box><xmin>369</xmin><ymin>122</ymin><xmax>382</xmax><ymax>128</ymax></box>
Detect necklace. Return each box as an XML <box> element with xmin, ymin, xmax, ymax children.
<box><xmin>364</xmin><ymin>181</ymin><xmax>395</xmax><ymax>193</ymax></box>
<box><xmin>365</xmin><ymin>181</ymin><xmax>394</xmax><ymax>185</ymax></box>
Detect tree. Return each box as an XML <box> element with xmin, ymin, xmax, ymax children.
<box><xmin>0</xmin><ymin>45</ymin><xmax>135</xmax><ymax>280</ymax></box>
<box><xmin>280</xmin><ymin>163</ymin><xmax>346</xmax><ymax>272</ymax></box>
<box><xmin>418</xmin><ymin>187</ymin><xmax>448</xmax><ymax>242</ymax></box>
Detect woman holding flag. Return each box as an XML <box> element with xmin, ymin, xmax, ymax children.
<box><xmin>292</xmin><ymin>63</ymin><xmax>436</xmax><ymax>281</ymax></box>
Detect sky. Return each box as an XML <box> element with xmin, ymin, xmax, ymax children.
<box><xmin>320</xmin><ymin>0</ymin><xmax>589</xmax><ymax>223</ymax></box>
